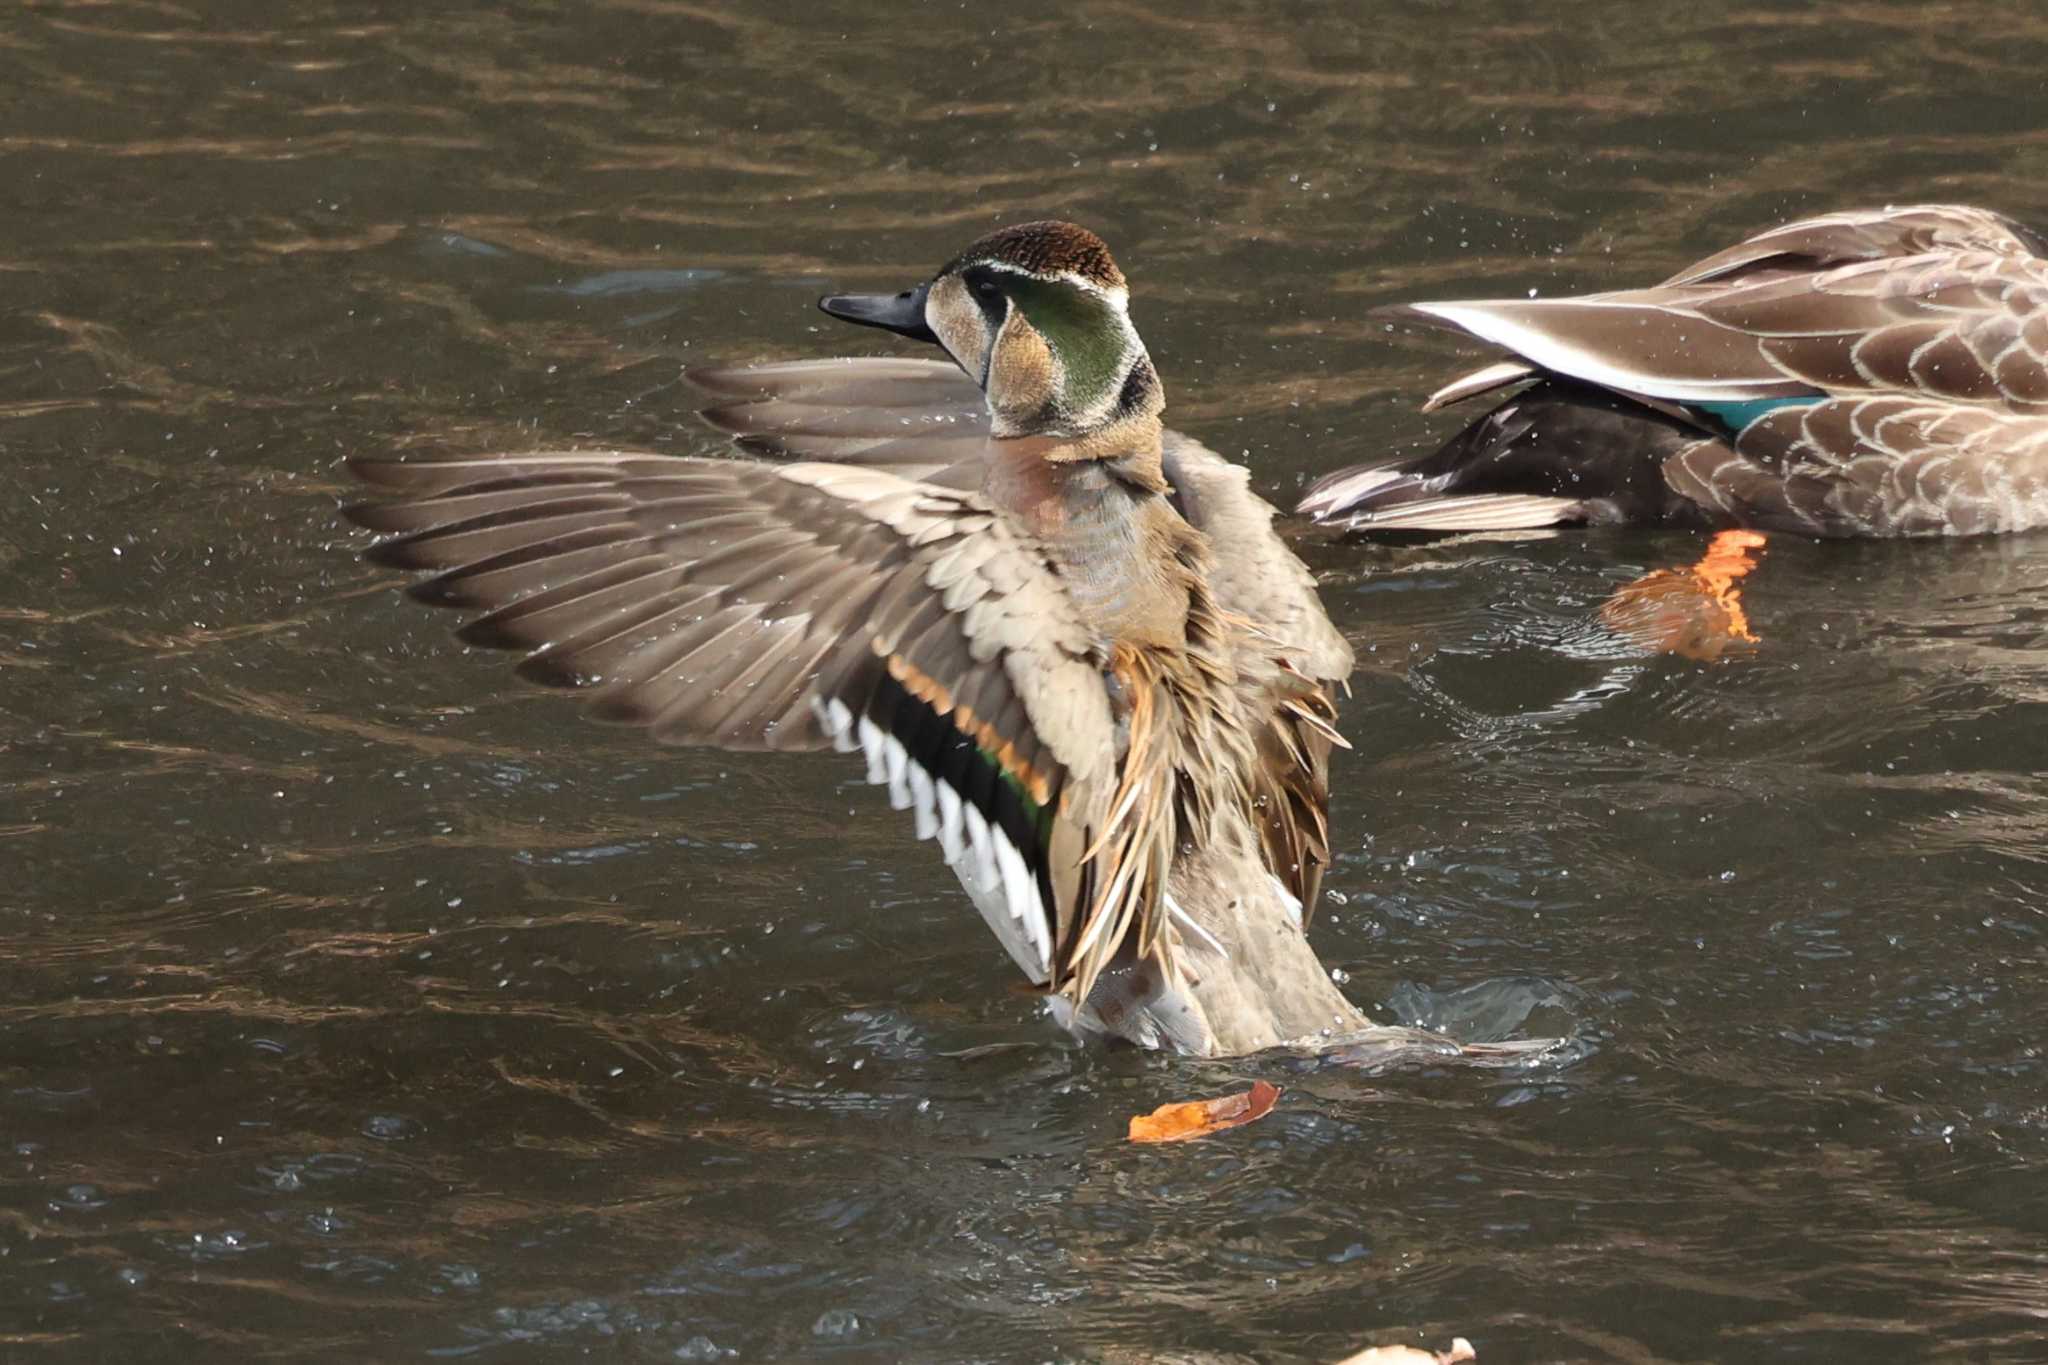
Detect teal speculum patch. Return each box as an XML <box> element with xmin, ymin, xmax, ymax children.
<box><xmin>1687</xmin><ymin>395</ymin><xmax>1826</xmax><ymax>435</ymax></box>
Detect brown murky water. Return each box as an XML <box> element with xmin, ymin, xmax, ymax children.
<box><xmin>6</xmin><ymin>2</ymin><xmax>2048</xmax><ymax>1359</ymax></box>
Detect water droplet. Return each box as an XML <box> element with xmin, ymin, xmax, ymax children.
<box><xmin>360</xmin><ymin>1114</ymin><xmax>420</xmax><ymax>1141</ymax></box>
<box><xmin>813</xmin><ymin>1308</ymin><xmax>865</xmax><ymax>1338</ymax></box>
<box><xmin>51</xmin><ymin>1183</ymin><xmax>108</xmax><ymax>1211</ymax></box>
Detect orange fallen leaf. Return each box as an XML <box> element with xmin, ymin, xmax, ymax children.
<box><xmin>1127</xmin><ymin>1079</ymin><xmax>1281</xmax><ymax>1143</ymax></box>
<box><xmin>1600</xmin><ymin>529</ymin><xmax>1768</xmax><ymax>660</ymax></box>
<box><xmin>1334</xmin><ymin>1336</ymin><xmax>1476</xmax><ymax>1364</ymax></box>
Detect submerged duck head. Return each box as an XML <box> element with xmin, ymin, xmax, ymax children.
<box><xmin>821</xmin><ymin>221</ymin><xmax>1161</xmax><ymax>439</ymax></box>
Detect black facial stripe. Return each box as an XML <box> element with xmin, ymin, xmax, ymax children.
<box><xmin>1113</xmin><ymin>358</ymin><xmax>1154</xmax><ymax>417</ymax></box>
<box><xmin>960</xmin><ymin>265</ymin><xmax>1010</xmax><ymax>334</ymax></box>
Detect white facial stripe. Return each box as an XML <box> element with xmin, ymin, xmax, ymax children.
<box><xmin>975</xmin><ymin>260</ymin><xmax>1130</xmax><ymax>311</ymax></box>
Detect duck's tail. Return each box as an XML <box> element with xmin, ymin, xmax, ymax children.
<box><xmin>1297</xmin><ymin>380</ymin><xmax>1709</xmax><ymax>533</ymax></box>
<box><xmin>1298</xmin><ymin>463</ymin><xmax>1587</xmax><ymax>531</ymax></box>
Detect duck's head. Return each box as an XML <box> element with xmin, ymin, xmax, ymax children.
<box><xmin>820</xmin><ymin>221</ymin><xmax>1161</xmax><ymax>440</ymax></box>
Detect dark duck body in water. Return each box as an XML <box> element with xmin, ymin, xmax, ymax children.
<box><xmin>1301</xmin><ymin>204</ymin><xmax>2048</xmax><ymax>538</ymax></box>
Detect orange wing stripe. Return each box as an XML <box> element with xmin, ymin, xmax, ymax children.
<box><xmin>882</xmin><ymin>649</ymin><xmax>1055</xmax><ymax>806</ymax></box>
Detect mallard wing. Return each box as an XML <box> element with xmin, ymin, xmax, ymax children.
<box><xmin>345</xmin><ymin>452</ymin><xmax>1134</xmax><ymax>992</ymax></box>
<box><xmin>1659</xmin><ymin>212</ymin><xmax>2048</xmax><ymax>533</ymax></box>
<box><xmin>1364</xmin><ymin>204</ymin><xmax>2048</xmax><ymax>535</ymax></box>
<box><xmin>1662</xmin><ymin>396</ymin><xmax>2048</xmax><ymax>536</ymax></box>
<box><xmin>1659</xmin><ymin>203</ymin><xmax>2048</xmax><ymax>287</ymax></box>
<box><xmin>1389</xmin><ymin>209</ymin><xmax>2048</xmax><ymax>411</ymax></box>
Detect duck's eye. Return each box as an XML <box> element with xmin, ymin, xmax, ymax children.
<box><xmin>975</xmin><ymin>279</ymin><xmax>1001</xmax><ymax>299</ymax></box>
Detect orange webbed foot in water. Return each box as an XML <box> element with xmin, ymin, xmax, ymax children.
<box><xmin>1600</xmin><ymin>529</ymin><xmax>1768</xmax><ymax>661</ymax></box>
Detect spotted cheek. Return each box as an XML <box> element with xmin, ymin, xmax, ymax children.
<box><xmin>926</xmin><ymin>279</ymin><xmax>992</xmax><ymax>379</ymax></box>
<box><xmin>987</xmin><ymin>318</ymin><xmax>1057</xmax><ymax>427</ymax></box>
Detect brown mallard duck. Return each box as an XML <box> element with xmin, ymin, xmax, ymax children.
<box><xmin>1301</xmin><ymin>204</ymin><xmax>2048</xmax><ymax>537</ymax></box>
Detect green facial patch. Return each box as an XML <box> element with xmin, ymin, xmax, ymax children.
<box><xmin>1003</xmin><ymin>275</ymin><xmax>1126</xmax><ymax>413</ymax></box>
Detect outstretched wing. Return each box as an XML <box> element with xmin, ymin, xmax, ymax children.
<box><xmin>684</xmin><ymin>358</ymin><xmax>1357</xmax><ymax>913</ymax></box>
<box><xmin>345</xmin><ymin>452</ymin><xmax>1120</xmax><ymax>990</ymax></box>
<box><xmin>689</xmin><ymin>359</ymin><xmax>1356</xmax><ymax>678</ymax></box>
<box><xmin>688</xmin><ymin>357</ymin><xmax>994</xmax><ymax>490</ymax></box>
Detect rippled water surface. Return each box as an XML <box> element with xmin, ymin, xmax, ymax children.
<box><xmin>7</xmin><ymin>2</ymin><xmax>2048</xmax><ymax>1359</ymax></box>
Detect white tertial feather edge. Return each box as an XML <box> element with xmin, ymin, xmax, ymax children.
<box><xmin>908</xmin><ymin>763</ymin><xmax>938</xmax><ymax>840</ymax></box>
<box><xmin>935</xmin><ymin>779</ymin><xmax>965</xmax><ymax>861</ymax></box>
<box><xmin>1337</xmin><ymin>492</ymin><xmax>1584</xmax><ymax>531</ymax></box>
<box><xmin>1423</xmin><ymin>359</ymin><xmax>1539</xmax><ymax>412</ymax></box>
<box><xmin>857</xmin><ymin>716</ymin><xmax>888</xmax><ymax>784</ymax></box>
<box><xmin>882</xmin><ymin>731</ymin><xmax>912</xmax><ymax>810</ymax></box>
<box><xmin>810</xmin><ymin>694</ymin><xmax>1054</xmax><ymax>982</ymax></box>
<box><xmin>1409</xmin><ymin>300</ymin><xmax>1803</xmax><ymax>403</ymax></box>
<box><xmin>822</xmin><ymin>697</ymin><xmax>858</xmax><ymax>753</ymax></box>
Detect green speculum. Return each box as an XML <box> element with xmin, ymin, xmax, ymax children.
<box><xmin>986</xmin><ymin>748</ymin><xmax>1054</xmax><ymax>841</ymax></box>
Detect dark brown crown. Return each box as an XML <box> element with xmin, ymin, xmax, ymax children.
<box><xmin>943</xmin><ymin>221</ymin><xmax>1126</xmax><ymax>291</ymax></box>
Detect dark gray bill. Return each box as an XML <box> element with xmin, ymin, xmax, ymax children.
<box><xmin>818</xmin><ymin>283</ymin><xmax>937</xmax><ymax>343</ymax></box>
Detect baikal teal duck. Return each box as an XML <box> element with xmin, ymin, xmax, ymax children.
<box><xmin>347</xmin><ymin>222</ymin><xmax>1543</xmax><ymax>1064</ymax></box>
<box><xmin>1301</xmin><ymin>204</ymin><xmax>2048</xmax><ymax>538</ymax></box>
